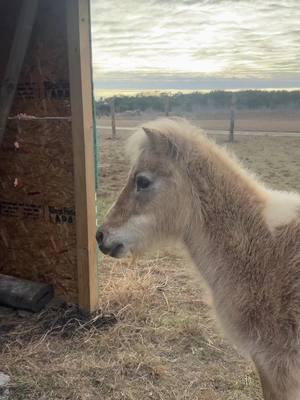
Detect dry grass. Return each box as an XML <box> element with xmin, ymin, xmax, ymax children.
<box><xmin>1</xmin><ymin>114</ymin><xmax>300</xmax><ymax>399</ymax></box>
<box><xmin>3</xmin><ymin>256</ymin><xmax>261</xmax><ymax>400</ymax></box>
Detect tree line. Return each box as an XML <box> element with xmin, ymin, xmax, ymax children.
<box><xmin>95</xmin><ymin>90</ymin><xmax>300</xmax><ymax>116</ymax></box>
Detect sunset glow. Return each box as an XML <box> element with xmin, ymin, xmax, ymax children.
<box><xmin>91</xmin><ymin>0</ymin><xmax>300</xmax><ymax>93</ymax></box>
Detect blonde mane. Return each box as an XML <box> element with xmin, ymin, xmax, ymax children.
<box><xmin>127</xmin><ymin>118</ymin><xmax>300</xmax><ymax>231</ymax></box>
<box><xmin>126</xmin><ymin>118</ymin><xmax>267</xmax><ymax>199</ymax></box>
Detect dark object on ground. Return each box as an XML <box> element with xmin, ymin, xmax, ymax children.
<box><xmin>33</xmin><ymin>302</ymin><xmax>118</xmax><ymax>339</ymax></box>
<box><xmin>0</xmin><ymin>275</ymin><xmax>54</xmax><ymax>312</ymax></box>
<box><xmin>0</xmin><ymin>302</ymin><xmax>118</xmax><ymax>346</ymax></box>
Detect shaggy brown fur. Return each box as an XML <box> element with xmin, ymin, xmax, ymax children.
<box><xmin>97</xmin><ymin>119</ymin><xmax>300</xmax><ymax>400</ymax></box>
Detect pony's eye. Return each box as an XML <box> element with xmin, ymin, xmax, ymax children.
<box><xmin>136</xmin><ymin>176</ymin><xmax>151</xmax><ymax>192</ymax></box>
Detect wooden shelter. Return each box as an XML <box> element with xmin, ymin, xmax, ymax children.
<box><xmin>0</xmin><ymin>0</ymin><xmax>99</xmax><ymax>312</ymax></box>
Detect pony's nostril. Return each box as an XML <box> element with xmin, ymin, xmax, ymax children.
<box><xmin>96</xmin><ymin>230</ymin><xmax>104</xmax><ymax>244</ymax></box>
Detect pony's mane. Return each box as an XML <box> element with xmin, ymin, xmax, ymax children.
<box><xmin>126</xmin><ymin>118</ymin><xmax>202</xmax><ymax>163</ymax></box>
<box><xmin>126</xmin><ymin>118</ymin><xmax>267</xmax><ymax>198</ymax></box>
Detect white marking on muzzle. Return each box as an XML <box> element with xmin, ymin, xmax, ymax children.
<box><xmin>106</xmin><ymin>215</ymin><xmax>154</xmax><ymax>254</ymax></box>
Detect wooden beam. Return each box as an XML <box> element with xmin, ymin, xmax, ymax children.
<box><xmin>67</xmin><ymin>0</ymin><xmax>98</xmax><ymax>312</ymax></box>
<box><xmin>0</xmin><ymin>0</ymin><xmax>38</xmax><ymax>145</ymax></box>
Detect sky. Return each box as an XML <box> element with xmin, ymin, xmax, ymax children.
<box><xmin>91</xmin><ymin>0</ymin><xmax>300</xmax><ymax>94</ymax></box>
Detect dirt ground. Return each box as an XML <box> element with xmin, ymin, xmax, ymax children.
<box><xmin>1</xmin><ymin>115</ymin><xmax>300</xmax><ymax>400</ymax></box>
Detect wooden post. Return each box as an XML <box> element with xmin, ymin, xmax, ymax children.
<box><xmin>110</xmin><ymin>97</ymin><xmax>116</xmax><ymax>139</ymax></box>
<box><xmin>0</xmin><ymin>0</ymin><xmax>38</xmax><ymax>145</ymax></box>
<box><xmin>67</xmin><ymin>0</ymin><xmax>98</xmax><ymax>312</ymax></box>
<box><xmin>229</xmin><ymin>94</ymin><xmax>236</xmax><ymax>143</ymax></box>
<box><xmin>164</xmin><ymin>95</ymin><xmax>170</xmax><ymax>117</ymax></box>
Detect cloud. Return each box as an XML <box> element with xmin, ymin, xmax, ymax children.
<box><xmin>90</xmin><ymin>0</ymin><xmax>300</xmax><ymax>89</ymax></box>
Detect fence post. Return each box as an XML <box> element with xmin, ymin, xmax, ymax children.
<box><xmin>229</xmin><ymin>94</ymin><xmax>236</xmax><ymax>143</ymax></box>
<box><xmin>110</xmin><ymin>97</ymin><xmax>116</xmax><ymax>140</ymax></box>
<box><xmin>164</xmin><ymin>95</ymin><xmax>170</xmax><ymax>117</ymax></box>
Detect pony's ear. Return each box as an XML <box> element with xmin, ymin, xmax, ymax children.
<box><xmin>142</xmin><ymin>127</ymin><xmax>179</xmax><ymax>159</ymax></box>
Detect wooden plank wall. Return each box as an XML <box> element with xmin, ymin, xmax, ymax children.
<box><xmin>0</xmin><ymin>0</ymin><xmax>79</xmax><ymax>302</ymax></box>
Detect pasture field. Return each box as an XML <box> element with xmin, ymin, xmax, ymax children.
<box><xmin>1</xmin><ymin>116</ymin><xmax>300</xmax><ymax>400</ymax></box>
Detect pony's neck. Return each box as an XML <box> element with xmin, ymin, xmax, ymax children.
<box><xmin>183</xmin><ymin>139</ymin><xmax>269</xmax><ymax>287</ymax></box>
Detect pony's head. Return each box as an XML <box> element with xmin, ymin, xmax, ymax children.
<box><xmin>96</xmin><ymin>119</ymin><xmax>201</xmax><ymax>258</ymax></box>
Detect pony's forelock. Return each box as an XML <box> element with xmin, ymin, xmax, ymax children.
<box><xmin>125</xmin><ymin>128</ymin><xmax>148</xmax><ymax>164</ymax></box>
<box><xmin>125</xmin><ymin>118</ymin><xmax>205</xmax><ymax>164</ymax></box>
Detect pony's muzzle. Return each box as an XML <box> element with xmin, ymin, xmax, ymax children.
<box><xmin>96</xmin><ymin>229</ymin><xmax>125</xmax><ymax>258</ymax></box>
